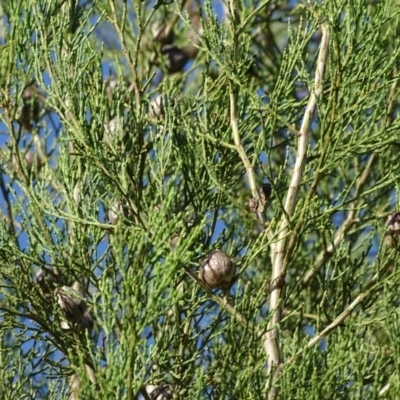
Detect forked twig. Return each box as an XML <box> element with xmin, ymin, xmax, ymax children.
<box><xmin>280</xmin><ymin>255</ymin><xmax>396</xmax><ymax>375</ymax></box>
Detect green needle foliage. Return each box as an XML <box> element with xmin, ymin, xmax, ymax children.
<box><xmin>0</xmin><ymin>0</ymin><xmax>400</xmax><ymax>399</ymax></box>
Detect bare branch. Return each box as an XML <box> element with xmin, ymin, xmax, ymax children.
<box><xmin>265</xmin><ymin>21</ymin><xmax>330</xmax><ymax>398</ymax></box>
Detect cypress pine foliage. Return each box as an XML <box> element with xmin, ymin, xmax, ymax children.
<box><xmin>1</xmin><ymin>1</ymin><xmax>400</xmax><ymax>399</ymax></box>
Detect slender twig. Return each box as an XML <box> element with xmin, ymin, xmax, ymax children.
<box><xmin>378</xmin><ymin>381</ymin><xmax>391</xmax><ymax>397</ymax></box>
<box><xmin>228</xmin><ymin>83</ymin><xmax>274</xmax><ymax>232</ymax></box>
<box><xmin>5</xmin><ymin>124</ymin><xmax>55</xmax><ymax>260</ymax></box>
<box><xmin>282</xmin><ymin>254</ymin><xmax>396</xmax><ymax>371</ymax></box>
<box><xmin>108</xmin><ymin>0</ymin><xmax>141</xmax><ymax>111</ymax></box>
<box><xmin>237</xmin><ymin>0</ymin><xmax>271</xmax><ymax>34</ymax></box>
<box><xmin>184</xmin><ymin>267</ymin><xmax>256</xmax><ymax>331</ymax></box>
<box><xmin>298</xmin><ymin>153</ymin><xmax>376</xmax><ymax>290</ymax></box>
<box><xmin>163</xmin><ymin>0</ymin><xmax>188</xmax><ymax>40</ymax></box>
<box><xmin>298</xmin><ymin>76</ymin><xmax>399</xmax><ymax>290</ymax></box>
<box><xmin>0</xmin><ymin>174</ymin><xmax>18</xmax><ymax>244</ymax></box>
<box><xmin>265</xmin><ymin>22</ymin><xmax>329</xmax><ymax>399</ymax></box>
<box><xmin>108</xmin><ymin>0</ymin><xmax>153</xmax><ymax>212</ymax></box>
<box><xmin>228</xmin><ymin>87</ymin><xmax>260</xmax><ymax>200</ymax></box>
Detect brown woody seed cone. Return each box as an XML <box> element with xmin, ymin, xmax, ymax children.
<box><xmin>145</xmin><ymin>383</ymin><xmax>173</xmax><ymax>400</ymax></box>
<box><xmin>199</xmin><ymin>250</ymin><xmax>236</xmax><ymax>290</ymax></box>
<box><xmin>24</xmin><ymin>150</ymin><xmax>44</xmax><ymax>175</ymax></box>
<box><xmin>55</xmin><ymin>286</ymin><xmax>88</xmax><ymax>325</ymax></box>
<box><xmin>12</xmin><ymin>150</ymin><xmax>44</xmax><ymax>176</ymax></box>
<box><xmin>385</xmin><ymin>212</ymin><xmax>400</xmax><ymax>248</ymax></box>
<box><xmin>34</xmin><ymin>267</ymin><xmax>59</xmax><ymax>296</ymax></box>
<box><xmin>148</xmin><ymin>94</ymin><xmax>165</xmax><ymax>120</ymax></box>
<box><xmin>19</xmin><ymin>83</ymin><xmax>43</xmax><ymax>131</ymax></box>
<box><xmin>161</xmin><ymin>45</ymin><xmax>189</xmax><ymax>74</ymax></box>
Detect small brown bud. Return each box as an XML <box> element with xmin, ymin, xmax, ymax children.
<box><xmin>145</xmin><ymin>384</ymin><xmax>173</xmax><ymax>400</ymax></box>
<box><xmin>199</xmin><ymin>250</ymin><xmax>236</xmax><ymax>290</ymax></box>
<box><xmin>55</xmin><ymin>286</ymin><xmax>88</xmax><ymax>326</ymax></box>
<box><xmin>385</xmin><ymin>212</ymin><xmax>400</xmax><ymax>248</ymax></box>
<box><xmin>161</xmin><ymin>45</ymin><xmax>189</xmax><ymax>74</ymax></box>
<box><xmin>248</xmin><ymin>198</ymin><xmax>259</xmax><ymax>212</ymax></box>
<box><xmin>170</xmin><ymin>231</ymin><xmax>180</xmax><ymax>249</ymax></box>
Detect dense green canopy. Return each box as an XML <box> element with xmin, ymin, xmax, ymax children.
<box><xmin>0</xmin><ymin>1</ymin><xmax>400</xmax><ymax>399</ymax></box>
